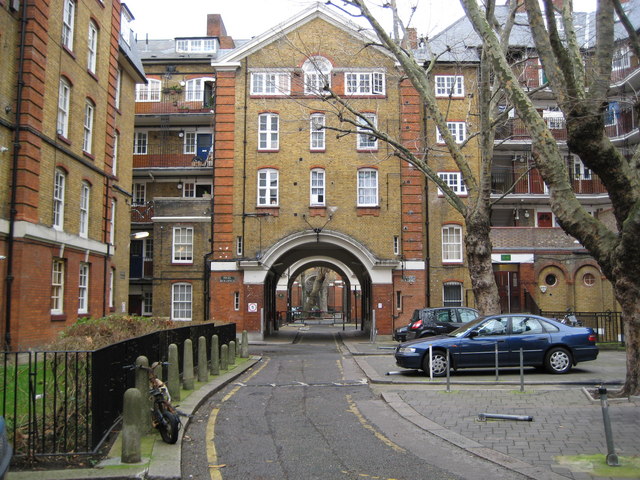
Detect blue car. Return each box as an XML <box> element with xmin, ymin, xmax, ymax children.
<box><xmin>395</xmin><ymin>314</ymin><xmax>599</xmax><ymax>376</ymax></box>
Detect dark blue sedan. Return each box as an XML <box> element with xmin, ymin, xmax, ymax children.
<box><xmin>395</xmin><ymin>314</ymin><xmax>599</xmax><ymax>376</ymax></box>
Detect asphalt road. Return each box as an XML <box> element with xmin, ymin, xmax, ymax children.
<box><xmin>181</xmin><ymin>327</ymin><xmax>529</xmax><ymax>480</ymax></box>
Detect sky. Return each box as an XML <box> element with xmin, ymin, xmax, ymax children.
<box><xmin>124</xmin><ymin>0</ymin><xmax>597</xmax><ymax>42</ymax></box>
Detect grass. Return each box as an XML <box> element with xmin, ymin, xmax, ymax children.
<box><xmin>556</xmin><ymin>454</ymin><xmax>640</xmax><ymax>478</ymax></box>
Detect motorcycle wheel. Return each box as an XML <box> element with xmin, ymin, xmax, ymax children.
<box><xmin>158</xmin><ymin>410</ymin><xmax>180</xmax><ymax>444</ymax></box>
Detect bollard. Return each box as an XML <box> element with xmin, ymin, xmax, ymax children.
<box><xmin>183</xmin><ymin>339</ymin><xmax>195</xmax><ymax>390</ymax></box>
<box><xmin>519</xmin><ymin>348</ymin><xmax>525</xmax><ymax>392</ymax></box>
<box><xmin>135</xmin><ymin>356</ymin><xmax>151</xmax><ymax>433</ymax></box>
<box><xmin>198</xmin><ymin>336</ymin><xmax>209</xmax><ymax>383</ymax></box>
<box><xmin>121</xmin><ymin>388</ymin><xmax>142</xmax><ymax>463</ymax></box>
<box><xmin>240</xmin><ymin>330</ymin><xmax>249</xmax><ymax>358</ymax></box>
<box><xmin>445</xmin><ymin>349</ymin><xmax>451</xmax><ymax>392</ymax></box>
<box><xmin>478</xmin><ymin>413</ymin><xmax>533</xmax><ymax>422</ymax></box>
<box><xmin>494</xmin><ymin>342</ymin><xmax>499</xmax><ymax>382</ymax></box>
<box><xmin>598</xmin><ymin>386</ymin><xmax>620</xmax><ymax>466</ymax></box>
<box><xmin>229</xmin><ymin>341</ymin><xmax>236</xmax><ymax>366</ymax></box>
<box><xmin>210</xmin><ymin>335</ymin><xmax>220</xmax><ymax>375</ymax></box>
<box><xmin>167</xmin><ymin>344</ymin><xmax>180</xmax><ymax>402</ymax></box>
<box><xmin>220</xmin><ymin>344</ymin><xmax>229</xmax><ymax>371</ymax></box>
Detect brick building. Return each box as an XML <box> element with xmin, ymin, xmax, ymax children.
<box><xmin>0</xmin><ymin>1</ymin><xmax>145</xmax><ymax>349</ymax></box>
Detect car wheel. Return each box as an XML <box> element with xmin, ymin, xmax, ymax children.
<box><xmin>545</xmin><ymin>347</ymin><xmax>572</xmax><ymax>374</ymax></box>
<box><xmin>422</xmin><ymin>350</ymin><xmax>449</xmax><ymax>377</ymax></box>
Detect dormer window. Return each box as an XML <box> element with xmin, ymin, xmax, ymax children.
<box><xmin>175</xmin><ymin>38</ymin><xmax>218</xmax><ymax>54</ymax></box>
<box><xmin>303</xmin><ymin>56</ymin><xmax>332</xmax><ymax>95</ymax></box>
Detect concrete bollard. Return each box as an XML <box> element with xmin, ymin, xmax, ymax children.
<box><xmin>229</xmin><ymin>341</ymin><xmax>236</xmax><ymax>366</ymax></box>
<box><xmin>135</xmin><ymin>356</ymin><xmax>151</xmax><ymax>433</ymax></box>
<box><xmin>210</xmin><ymin>335</ymin><xmax>220</xmax><ymax>375</ymax></box>
<box><xmin>220</xmin><ymin>344</ymin><xmax>228</xmax><ymax>371</ymax></box>
<box><xmin>183</xmin><ymin>339</ymin><xmax>195</xmax><ymax>390</ymax></box>
<box><xmin>121</xmin><ymin>388</ymin><xmax>142</xmax><ymax>463</ymax></box>
<box><xmin>167</xmin><ymin>344</ymin><xmax>180</xmax><ymax>402</ymax></box>
<box><xmin>198</xmin><ymin>336</ymin><xmax>209</xmax><ymax>383</ymax></box>
<box><xmin>240</xmin><ymin>330</ymin><xmax>249</xmax><ymax>358</ymax></box>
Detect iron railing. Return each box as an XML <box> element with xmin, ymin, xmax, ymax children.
<box><xmin>541</xmin><ymin>311</ymin><xmax>624</xmax><ymax>345</ymax></box>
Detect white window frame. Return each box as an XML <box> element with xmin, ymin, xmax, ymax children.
<box><xmin>345</xmin><ymin>71</ymin><xmax>385</xmax><ymax>95</ymax></box>
<box><xmin>434</xmin><ymin>75</ymin><xmax>464</xmax><ymax>97</ymax></box>
<box><xmin>83</xmin><ymin>100</ymin><xmax>94</xmax><ymax>153</ymax></box>
<box><xmin>443</xmin><ymin>282</ymin><xmax>463</xmax><ymax>307</ymax></box>
<box><xmin>87</xmin><ymin>21</ymin><xmax>98</xmax><ymax>74</ymax></box>
<box><xmin>53</xmin><ymin>168</ymin><xmax>66</xmax><ymax>231</ymax></box>
<box><xmin>393</xmin><ymin>236</ymin><xmax>400</xmax><ymax>255</ymax></box>
<box><xmin>543</xmin><ymin>110</ymin><xmax>565</xmax><ymax>130</ymax></box>
<box><xmin>233</xmin><ymin>291</ymin><xmax>240</xmax><ymax>311</ymax></box>
<box><xmin>79</xmin><ymin>182</ymin><xmax>90</xmax><ymax>238</ymax></box>
<box><xmin>357</xmin><ymin>113</ymin><xmax>378</xmax><ymax>150</ymax></box>
<box><xmin>184</xmin><ymin>132</ymin><xmax>196</xmax><ymax>154</ymax></box>
<box><xmin>57</xmin><ymin>78</ymin><xmax>71</xmax><ymax>137</ymax></box>
<box><xmin>185</xmin><ymin>77</ymin><xmax>214</xmax><ymax>102</ymax></box>
<box><xmin>172</xmin><ymin>227</ymin><xmax>193</xmax><ymax>263</ymax></box>
<box><xmin>62</xmin><ymin>0</ymin><xmax>75</xmax><ymax>51</ymax></box>
<box><xmin>172</xmin><ymin>283</ymin><xmax>192</xmax><ymax>321</ymax></box>
<box><xmin>612</xmin><ymin>44</ymin><xmax>631</xmax><ymax>71</ymax></box>
<box><xmin>303</xmin><ymin>56</ymin><xmax>332</xmax><ymax>95</ymax></box>
<box><xmin>437</xmin><ymin>172</ymin><xmax>468</xmax><ymax>196</ymax></box>
<box><xmin>310</xmin><ymin>168</ymin><xmax>325</xmax><ymax>206</ymax></box>
<box><xmin>258</xmin><ymin>113</ymin><xmax>279</xmax><ymax>151</ymax></box>
<box><xmin>134</xmin><ymin>132</ymin><xmax>148</xmax><ymax>155</ymax></box>
<box><xmin>136</xmin><ymin>78</ymin><xmax>161</xmax><ymax>102</ymax></box>
<box><xmin>115</xmin><ymin>69</ymin><xmax>122</xmax><ymax>110</ymax></box>
<box><xmin>109</xmin><ymin>199</ymin><xmax>116</xmax><ymax>246</ymax></box>
<box><xmin>436</xmin><ymin>122</ymin><xmax>466</xmax><ymax>144</ymax></box>
<box><xmin>78</xmin><ymin>262</ymin><xmax>89</xmax><ymax>314</ymax></box>
<box><xmin>257</xmin><ymin>168</ymin><xmax>279</xmax><ymax>206</ymax></box>
<box><xmin>310</xmin><ymin>114</ymin><xmax>326</xmax><ymax>151</ymax></box>
<box><xmin>250</xmin><ymin>72</ymin><xmax>291</xmax><ymax>95</ymax></box>
<box><xmin>108</xmin><ymin>268</ymin><xmax>114</xmax><ymax>308</ymax></box>
<box><xmin>142</xmin><ymin>291</ymin><xmax>153</xmax><ymax>316</ymax></box>
<box><xmin>176</xmin><ymin>38</ymin><xmax>217</xmax><ymax>53</ymax></box>
<box><xmin>236</xmin><ymin>236</ymin><xmax>243</xmax><ymax>256</ymax></box>
<box><xmin>112</xmin><ymin>132</ymin><xmax>119</xmax><ymax>175</ymax></box>
<box><xmin>132</xmin><ymin>183</ymin><xmax>146</xmax><ymax>206</ymax></box>
<box><xmin>570</xmin><ymin>155</ymin><xmax>592</xmax><ymax>180</ymax></box>
<box><xmin>442</xmin><ymin>225</ymin><xmax>463</xmax><ymax>263</ymax></box>
<box><xmin>357</xmin><ymin>168</ymin><xmax>378</xmax><ymax>207</ymax></box>
<box><xmin>51</xmin><ymin>259</ymin><xmax>65</xmax><ymax>314</ymax></box>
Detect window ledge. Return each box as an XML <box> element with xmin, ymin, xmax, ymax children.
<box><xmin>256</xmin><ymin>207</ymin><xmax>279</xmax><ymax>217</ymax></box>
<box><xmin>51</xmin><ymin>313</ymin><xmax>67</xmax><ymax>322</ymax></box>
<box><xmin>57</xmin><ymin>134</ymin><xmax>72</xmax><ymax>145</ymax></box>
<box><xmin>83</xmin><ymin>151</ymin><xmax>96</xmax><ymax>161</ymax></box>
<box><xmin>356</xmin><ymin>207</ymin><xmax>380</xmax><ymax>216</ymax></box>
<box><xmin>87</xmin><ymin>70</ymin><xmax>99</xmax><ymax>82</ymax></box>
<box><xmin>62</xmin><ymin>46</ymin><xmax>76</xmax><ymax>59</ymax></box>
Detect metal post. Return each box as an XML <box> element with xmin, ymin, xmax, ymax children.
<box><xmin>446</xmin><ymin>349</ymin><xmax>450</xmax><ymax>392</ymax></box>
<box><xmin>429</xmin><ymin>345</ymin><xmax>433</xmax><ymax>381</ymax></box>
<box><xmin>520</xmin><ymin>348</ymin><xmax>524</xmax><ymax>392</ymax></box>
<box><xmin>598</xmin><ymin>386</ymin><xmax>620</xmax><ymax>466</ymax></box>
<box><xmin>495</xmin><ymin>342</ymin><xmax>499</xmax><ymax>382</ymax></box>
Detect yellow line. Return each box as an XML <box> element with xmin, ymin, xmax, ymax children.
<box><xmin>345</xmin><ymin>394</ymin><xmax>405</xmax><ymax>453</ymax></box>
<box><xmin>206</xmin><ymin>358</ymin><xmax>270</xmax><ymax>480</ymax></box>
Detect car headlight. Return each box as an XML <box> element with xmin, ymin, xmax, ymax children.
<box><xmin>397</xmin><ymin>346</ymin><xmax>417</xmax><ymax>353</ymax></box>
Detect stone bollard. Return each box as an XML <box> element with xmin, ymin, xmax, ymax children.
<box><xmin>183</xmin><ymin>339</ymin><xmax>195</xmax><ymax>390</ymax></box>
<box><xmin>240</xmin><ymin>330</ymin><xmax>249</xmax><ymax>358</ymax></box>
<box><xmin>220</xmin><ymin>344</ymin><xmax>228</xmax><ymax>371</ymax></box>
<box><xmin>121</xmin><ymin>388</ymin><xmax>142</xmax><ymax>463</ymax></box>
<box><xmin>167</xmin><ymin>344</ymin><xmax>180</xmax><ymax>402</ymax></box>
<box><xmin>210</xmin><ymin>335</ymin><xmax>220</xmax><ymax>376</ymax></box>
<box><xmin>198</xmin><ymin>336</ymin><xmax>209</xmax><ymax>383</ymax></box>
<box><xmin>228</xmin><ymin>341</ymin><xmax>236</xmax><ymax>366</ymax></box>
<box><xmin>135</xmin><ymin>356</ymin><xmax>151</xmax><ymax>433</ymax></box>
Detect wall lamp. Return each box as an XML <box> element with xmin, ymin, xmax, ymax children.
<box><xmin>130</xmin><ymin>231</ymin><xmax>150</xmax><ymax>239</ymax></box>
<box><xmin>302</xmin><ymin>206</ymin><xmax>337</xmax><ymax>242</ymax></box>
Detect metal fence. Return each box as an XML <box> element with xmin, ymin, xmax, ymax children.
<box><xmin>541</xmin><ymin>311</ymin><xmax>624</xmax><ymax>344</ymax></box>
<box><xmin>1</xmin><ymin>322</ymin><xmax>235</xmax><ymax>459</ymax></box>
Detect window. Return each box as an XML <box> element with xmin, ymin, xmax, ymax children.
<box><xmin>172</xmin><ymin>283</ymin><xmax>192</xmax><ymax>321</ymax></box>
<box><xmin>132</xmin><ymin>183</ymin><xmax>146</xmax><ymax>205</ymax></box>
<box><xmin>87</xmin><ymin>21</ymin><xmax>98</xmax><ymax>74</ymax></box>
<box><xmin>57</xmin><ymin>78</ymin><xmax>71</xmax><ymax>137</ymax></box>
<box><xmin>108</xmin><ymin>268</ymin><xmax>114</xmax><ymax>308</ymax></box>
<box><xmin>250</xmin><ymin>72</ymin><xmax>291</xmax><ymax>95</ymax></box>
<box><xmin>612</xmin><ymin>45</ymin><xmax>631</xmax><ymax>71</ymax></box>
<box><xmin>310</xmin><ymin>168</ymin><xmax>325</xmax><ymax>206</ymax></box>
<box><xmin>436</xmin><ymin>122</ymin><xmax>466</xmax><ymax>144</ymax></box>
<box><xmin>62</xmin><ymin>0</ymin><xmax>75</xmax><ymax>50</ymax></box>
<box><xmin>396</xmin><ymin>291</ymin><xmax>402</xmax><ymax>310</ymax></box>
<box><xmin>583</xmin><ymin>273</ymin><xmax>596</xmax><ymax>287</ymax></box>
<box><xmin>136</xmin><ymin>78</ymin><xmax>161</xmax><ymax>102</ymax></box>
<box><xmin>310</xmin><ymin>114</ymin><xmax>325</xmax><ymax>150</ymax></box>
<box><xmin>53</xmin><ymin>168</ymin><xmax>66</xmax><ymax>230</ymax></box>
<box><xmin>543</xmin><ymin>109</ymin><xmax>565</xmax><ymax>130</ymax></box>
<box><xmin>258</xmin><ymin>113</ymin><xmax>279</xmax><ymax>150</ymax></box>
<box><xmin>303</xmin><ymin>56</ymin><xmax>331</xmax><ymax>95</ymax></box>
<box><xmin>234</xmin><ymin>291</ymin><xmax>240</xmax><ymax>311</ymax></box>
<box><xmin>345</xmin><ymin>71</ymin><xmax>385</xmax><ymax>95</ymax></box>
<box><xmin>172</xmin><ymin>227</ymin><xmax>193</xmax><ymax>263</ymax></box>
<box><xmin>184</xmin><ymin>132</ymin><xmax>196</xmax><ymax>154</ymax></box>
<box><xmin>443</xmin><ymin>282</ymin><xmax>463</xmax><ymax>307</ymax></box>
<box><xmin>357</xmin><ymin>113</ymin><xmax>378</xmax><ymax>150</ymax></box>
<box><xmin>570</xmin><ymin>155</ymin><xmax>592</xmax><ymax>180</ymax></box>
<box><xmin>182</xmin><ymin>182</ymin><xmax>212</xmax><ymax>198</ymax></box>
<box><xmin>112</xmin><ymin>132</ymin><xmax>119</xmax><ymax>175</ymax></box>
<box><xmin>393</xmin><ymin>236</ymin><xmax>400</xmax><ymax>255</ymax></box>
<box><xmin>437</xmin><ymin>172</ymin><xmax>467</xmax><ymax>196</ymax></box>
<box><xmin>134</xmin><ymin>132</ymin><xmax>148</xmax><ymax>154</ymax></box>
<box><xmin>176</xmin><ymin>38</ymin><xmax>217</xmax><ymax>53</ymax></box>
<box><xmin>434</xmin><ymin>75</ymin><xmax>464</xmax><ymax>97</ymax></box>
<box><xmin>185</xmin><ymin>77</ymin><xmax>214</xmax><ymax>102</ymax></box>
<box><xmin>115</xmin><ymin>69</ymin><xmax>122</xmax><ymax>110</ymax></box>
<box><xmin>142</xmin><ymin>291</ymin><xmax>153</xmax><ymax>315</ymax></box>
<box><xmin>109</xmin><ymin>200</ymin><xmax>116</xmax><ymax>245</ymax></box>
<box><xmin>442</xmin><ymin>225</ymin><xmax>462</xmax><ymax>262</ymax></box>
<box><xmin>51</xmin><ymin>259</ymin><xmax>65</xmax><ymax>314</ymax></box>
<box><xmin>545</xmin><ymin>273</ymin><xmax>557</xmax><ymax>286</ymax></box>
<box><xmin>357</xmin><ymin>169</ymin><xmax>378</xmax><ymax>207</ymax></box>
<box><xmin>78</xmin><ymin>263</ymin><xmax>89</xmax><ymax>314</ymax></box>
<box><xmin>83</xmin><ymin>100</ymin><xmax>94</xmax><ymax>153</ymax></box>
<box><xmin>512</xmin><ymin>317</ymin><xmax>544</xmax><ymax>335</ymax></box>
<box><xmin>79</xmin><ymin>182</ymin><xmax>90</xmax><ymax>237</ymax></box>
<box><xmin>257</xmin><ymin>169</ymin><xmax>279</xmax><ymax>206</ymax></box>
<box><xmin>236</xmin><ymin>236</ymin><xmax>243</xmax><ymax>256</ymax></box>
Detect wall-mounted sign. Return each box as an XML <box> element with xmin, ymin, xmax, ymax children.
<box><xmin>219</xmin><ymin>275</ymin><xmax>236</xmax><ymax>283</ymax></box>
<box><xmin>248</xmin><ymin>303</ymin><xmax>257</xmax><ymax>312</ymax></box>
<box><xmin>403</xmin><ymin>275</ymin><xmax>416</xmax><ymax>283</ymax></box>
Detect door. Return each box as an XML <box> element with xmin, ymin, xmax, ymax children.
<box><xmin>196</xmin><ymin>134</ymin><xmax>212</xmax><ymax>161</ymax></box>
<box><xmin>129</xmin><ymin>240</ymin><xmax>143</xmax><ymax>278</ymax></box>
<box><xmin>537</xmin><ymin>212</ymin><xmax>553</xmax><ymax>227</ymax></box>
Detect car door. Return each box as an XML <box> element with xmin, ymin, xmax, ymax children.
<box><xmin>506</xmin><ymin>316</ymin><xmax>551</xmax><ymax>366</ymax></box>
<box><xmin>432</xmin><ymin>309</ymin><xmax>456</xmax><ymax>334</ymax></box>
<box><xmin>455</xmin><ymin>316</ymin><xmax>511</xmax><ymax>368</ymax></box>
<box><xmin>455</xmin><ymin>308</ymin><xmax>478</xmax><ymax>326</ymax></box>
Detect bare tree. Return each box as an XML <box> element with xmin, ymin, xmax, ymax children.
<box><xmin>458</xmin><ymin>0</ymin><xmax>640</xmax><ymax>396</ymax></box>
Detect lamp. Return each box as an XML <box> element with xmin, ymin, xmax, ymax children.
<box><xmin>130</xmin><ymin>231</ymin><xmax>150</xmax><ymax>239</ymax></box>
<box><xmin>302</xmin><ymin>207</ymin><xmax>337</xmax><ymax>242</ymax></box>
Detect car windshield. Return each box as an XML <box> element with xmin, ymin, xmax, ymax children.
<box><xmin>448</xmin><ymin>316</ymin><xmax>488</xmax><ymax>337</ymax></box>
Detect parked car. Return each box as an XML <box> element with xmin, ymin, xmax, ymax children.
<box><xmin>393</xmin><ymin>307</ymin><xmax>479</xmax><ymax>341</ymax></box>
<box><xmin>395</xmin><ymin>314</ymin><xmax>599</xmax><ymax>376</ymax></box>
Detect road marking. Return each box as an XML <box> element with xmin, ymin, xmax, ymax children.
<box><xmin>206</xmin><ymin>358</ymin><xmax>270</xmax><ymax>480</ymax></box>
<box><xmin>345</xmin><ymin>394</ymin><xmax>405</xmax><ymax>454</ymax></box>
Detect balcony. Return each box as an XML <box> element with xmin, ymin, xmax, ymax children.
<box><xmin>491</xmin><ymin>166</ymin><xmax>607</xmax><ymax>196</ymax></box>
<box><xmin>131</xmin><ymin>203</ymin><xmax>154</xmax><ymax>223</ymax></box>
<box><xmin>135</xmin><ymin>88</ymin><xmax>214</xmax><ymax>116</ymax></box>
<box><xmin>133</xmin><ymin>142</ymin><xmax>212</xmax><ymax>169</ymax></box>
<box><xmin>495</xmin><ymin>117</ymin><xmax>567</xmax><ymax>142</ymax></box>
<box><xmin>604</xmin><ymin>103</ymin><xmax>637</xmax><ymax>140</ymax></box>
<box><xmin>490</xmin><ymin>227</ymin><xmax>582</xmax><ymax>251</ymax></box>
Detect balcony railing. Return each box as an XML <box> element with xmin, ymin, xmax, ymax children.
<box><xmin>491</xmin><ymin>166</ymin><xmax>607</xmax><ymax>195</ymax></box>
<box><xmin>495</xmin><ymin>117</ymin><xmax>567</xmax><ymax>141</ymax></box>
<box><xmin>133</xmin><ymin>143</ymin><xmax>212</xmax><ymax>168</ymax></box>
<box><xmin>135</xmin><ymin>88</ymin><xmax>214</xmax><ymax>115</ymax></box>
<box><xmin>604</xmin><ymin>103</ymin><xmax>637</xmax><ymax>139</ymax></box>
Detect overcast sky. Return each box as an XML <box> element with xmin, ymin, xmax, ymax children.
<box><xmin>124</xmin><ymin>0</ymin><xmax>597</xmax><ymax>42</ymax></box>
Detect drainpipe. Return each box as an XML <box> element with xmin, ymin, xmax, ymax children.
<box><xmin>4</xmin><ymin>0</ymin><xmax>29</xmax><ymax>350</ymax></box>
<box><xmin>204</xmin><ymin>74</ymin><xmax>218</xmax><ymax>322</ymax></box>
<box><xmin>241</xmin><ymin>58</ymin><xmax>249</xmax><ymax>244</ymax></box>
<box><xmin>423</xmin><ymin>102</ymin><xmax>431</xmax><ymax>308</ymax></box>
